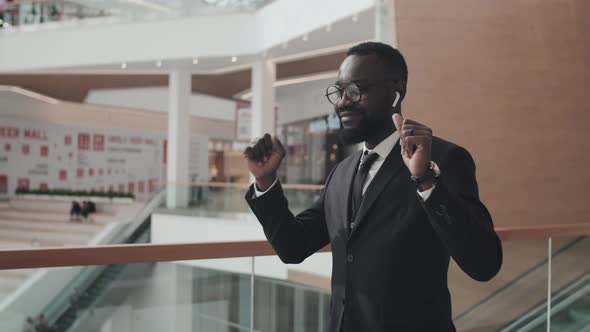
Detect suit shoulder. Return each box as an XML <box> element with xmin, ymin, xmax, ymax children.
<box><xmin>339</xmin><ymin>150</ymin><xmax>362</xmax><ymax>167</ymax></box>
<box><xmin>431</xmin><ymin>136</ymin><xmax>471</xmax><ymax>161</ymax></box>
<box><xmin>324</xmin><ymin>150</ymin><xmax>360</xmax><ymax>182</ymax></box>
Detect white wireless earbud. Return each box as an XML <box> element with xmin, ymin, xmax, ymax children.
<box><xmin>392</xmin><ymin>91</ymin><xmax>401</xmax><ymax>108</ymax></box>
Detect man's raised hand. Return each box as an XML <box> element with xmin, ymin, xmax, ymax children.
<box><xmin>244</xmin><ymin>133</ymin><xmax>285</xmax><ymax>191</ymax></box>
<box><xmin>392</xmin><ymin>113</ymin><xmax>433</xmax><ymax>179</ymax></box>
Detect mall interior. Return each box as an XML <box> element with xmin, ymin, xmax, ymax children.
<box><xmin>0</xmin><ymin>0</ymin><xmax>588</xmax><ymax>331</ymax></box>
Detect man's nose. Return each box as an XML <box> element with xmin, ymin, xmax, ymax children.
<box><xmin>337</xmin><ymin>91</ymin><xmax>354</xmax><ymax>109</ymax></box>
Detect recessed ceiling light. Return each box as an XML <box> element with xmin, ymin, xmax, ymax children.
<box><xmin>352</xmin><ymin>14</ymin><xmax>359</xmax><ymax>23</ymax></box>
<box><xmin>231</xmin><ymin>56</ymin><xmax>237</xmax><ymax>63</ymax></box>
<box><xmin>121</xmin><ymin>62</ymin><xmax>127</xmax><ymax>69</ymax></box>
<box><xmin>192</xmin><ymin>58</ymin><xmax>199</xmax><ymax>64</ymax></box>
<box><xmin>156</xmin><ymin>60</ymin><xmax>162</xmax><ymax>67</ymax></box>
<box><xmin>325</xmin><ymin>24</ymin><xmax>332</xmax><ymax>32</ymax></box>
<box><xmin>302</xmin><ymin>34</ymin><xmax>308</xmax><ymax>42</ymax></box>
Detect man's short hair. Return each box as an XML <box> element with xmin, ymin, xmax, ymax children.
<box><xmin>347</xmin><ymin>42</ymin><xmax>408</xmax><ymax>83</ymax></box>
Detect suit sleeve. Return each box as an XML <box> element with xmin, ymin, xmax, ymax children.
<box><xmin>245</xmin><ymin>167</ymin><xmax>336</xmax><ymax>264</ymax></box>
<box><xmin>420</xmin><ymin>147</ymin><xmax>503</xmax><ymax>281</ymax></box>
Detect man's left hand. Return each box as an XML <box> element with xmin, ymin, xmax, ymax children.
<box><xmin>392</xmin><ymin>113</ymin><xmax>433</xmax><ymax>188</ymax></box>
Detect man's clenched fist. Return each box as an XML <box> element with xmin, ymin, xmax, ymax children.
<box><xmin>244</xmin><ymin>133</ymin><xmax>285</xmax><ymax>191</ymax></box>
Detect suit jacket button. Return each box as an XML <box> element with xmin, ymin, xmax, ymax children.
<box><xmin>347</xmin><ymin>254</ymin><xmax>354</xmax><ymax>263</ymax></box>
<box><xmin>435</xmin><ymin>204</ymin><xmax>447</xmax><ymax>216</ymax></box>
<box><xmin>350</xmin><ymin>222</ymin><xmax>356</xmax><ymax>230</ymax></box>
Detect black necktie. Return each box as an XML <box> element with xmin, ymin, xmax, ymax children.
<box><xmin>352</xmin><ymin>151</ymin><xmax>378</xmax><ymax>217</ymax></box>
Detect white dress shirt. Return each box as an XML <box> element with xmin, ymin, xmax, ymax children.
<box><xmin>254</xmin><ymin>131</ymin><xmax>435</xmax><ymax>201</ymax></box>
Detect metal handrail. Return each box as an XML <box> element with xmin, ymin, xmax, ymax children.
<box><xmin>0</xmin><ymin>223</ymin><xmax>589</xmax><ymax>270</ymax></box>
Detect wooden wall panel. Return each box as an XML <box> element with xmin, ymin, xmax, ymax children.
<box><xmin>395</xmin><ymin>0</ymin><xmax>590</xmax><ymax>226</ymax></box>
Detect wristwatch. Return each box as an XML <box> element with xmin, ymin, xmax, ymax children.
<box><xmin>411</xmin><ymin>161</ymin><xmax>441</xmax><ymax>187</ymax></box>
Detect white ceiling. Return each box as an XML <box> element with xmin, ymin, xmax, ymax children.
<box><xmin>26</xmin><ymin>7</ymin><xmax>374</xmax><ymax>74</ymax></box>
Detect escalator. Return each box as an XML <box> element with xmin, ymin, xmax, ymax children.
<box><xmin>35</xmin><ymin>191</ymin><xmax>164</xmax><ymax>332</ymax></box>
<box><xmin>501</xmin><ymin>273</ymin><xmax>590</xmax><ymax>332</ymax></box>
<box><xmin>51</xmin><ymin>221</ymin><xmax>152</xmax><ymax>331</ymax></box>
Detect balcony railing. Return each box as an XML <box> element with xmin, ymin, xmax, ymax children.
<box><xmin>0</xmin><ymin>223</ymin><xmax>589</xmax><ymax>269</ymax></box>
<box><xmin>1</xmin><ymin>181</ymin><xmax>589</xmax><ymax>331</ymax></box>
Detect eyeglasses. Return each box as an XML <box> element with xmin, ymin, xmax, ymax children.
<box><xmin>325</xmin><ymin>79</ymin><xmax>398</xmax><ymax>105</ymax></box>
<box><xmin>325</xmin><ymin>82</ymin><xmax>364</xmax><ymax>105</ymax></box>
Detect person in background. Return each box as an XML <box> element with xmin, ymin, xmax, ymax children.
<box><xmin>87</xmin><ymin>200</ymin><xmax>96</xmax><ymax>214</ymax></box>
<box><xmin>69</xmin><ymin>201</ymin><xmax>81</xmax><ymax>221</ymax></box>
<box><xmin>80</xmin><ymin>201</ymin><xmax>89</xmax><ymax>221</ymax></box>
<box><xmin>34</xmin><ymin>313</ymin><xmax>56</xmax><ymax>332</ymax></box>
<box><xmin>21</xmin><ymin>316</ymin><xmax>35</xmax><ymax>332</ymax></box>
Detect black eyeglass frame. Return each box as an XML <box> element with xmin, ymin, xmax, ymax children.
<box><xmin>324</xmin><ymin>79</ymin><xmax>400</xmax><ymax>105</ymax></box>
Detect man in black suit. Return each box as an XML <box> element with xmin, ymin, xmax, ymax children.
<box><xmin>244</xmin><ymin>42</ymin><xmax>502</xmax><ymax>332</ymax></box>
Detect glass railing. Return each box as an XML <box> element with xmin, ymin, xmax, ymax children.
<box><xmin>0</xmin><ymin>189</ymin><xmax>164</xmax><ymax>324</ymax></box>
<box><xmin>0</xmin><ymin>218</ymin><xmax>589</xmax><ymax>331</ymax></box>
<box><xmin>499</xmin><ymin>236</ymin><xmax>590</xmax><ymax>331</ymax></box>
<box><xmin>0</xmin><ymin>247</ymin><xmax>332</xmax><ymax>332</ymax></box>
<box><xmin>452</xmin><ymin>235</ymin><xmax>590</xmax><ymax>331</ymax></box>
<box><xmin>163</xmin><ymin>183</ymin><xmax>323</xmax><ymax>216</ymax></box>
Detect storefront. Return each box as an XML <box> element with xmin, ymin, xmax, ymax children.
<box><xmin>279</xmin><ymin>113</ymin><xmax>349</xmax><ymax>185</ymax></box>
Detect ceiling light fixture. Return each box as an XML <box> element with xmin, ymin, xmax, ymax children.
<box><xmin>326</xmin><ymin>24</ymin><xmax>332</xmax><ymax>32</ymax></box>
<box><xmin>156</xmin><ymin>60</ymin><xmax>162</xmax><ymax>67</ymax></box>
<box><xmin>352</xmin><ymin>14</ymin><xmax>359</xmax><ymax>23</ymax></box>
<box><xmin>231</xmin><ymin>56</ymin><xmax>238</xmax><ymax>63</ymax></box>
<box><xmin>192</xmin><ymin>58</ymin><xmax>199</xmax><ymax>65</ymax></box>
<box><xmin>121</xmin><ymin>62</ymin><xmax>127</xmax><ymax>69</ymax></box>
<box><xmin>302</xmin><ymin>34</ymin><xmax>309</xmax><ymax>42</ymax></box>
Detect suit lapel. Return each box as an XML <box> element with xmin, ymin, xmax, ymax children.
<box><xmin>350</xmin><ymin>143</ymin><xmax>404</xmax><ymax>239</ymax></box>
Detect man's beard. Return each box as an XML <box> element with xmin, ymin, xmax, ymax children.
<box><xmin>338</xmin><ymin>121</ymin><xmax>369</xmax><ymax>145</ymax></box>
<box><xmin>336</xmin><ymin>109</ymin><xmax>375</xmax><ymax>145</ymax></box>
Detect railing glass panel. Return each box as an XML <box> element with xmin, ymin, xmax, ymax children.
<box><xmin>163</xmin><ymin>184</ymin><xmax>323</xmax><ymax>216</ymax></box>
<box><xmin>0</xmin><ymin>255</ymin><xmax>335</xmax><ymax>332</ymax></box>
<box><xmin>452</xmin><ymin>239</ymin><xmax>552</xmax><ymax>331</ymax></box>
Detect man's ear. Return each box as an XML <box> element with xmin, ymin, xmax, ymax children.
<box><xmin>396</xmin><ymin>80</ymin><xmax>407</xmax><ymax>101</ymax></box>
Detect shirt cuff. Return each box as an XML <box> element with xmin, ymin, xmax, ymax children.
<box><xmin>417</xmin><ymin>185</ymin><xmax>435</xmax><ymax>201</ymax></box>
<box><xmin>252</xmin><ymin>177</ymin><xmax>279</xmax><ymax>198</ymax></box>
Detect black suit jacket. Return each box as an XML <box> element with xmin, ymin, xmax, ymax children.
<box><xmin>246</xmin><ymin>136</ymin><xmax>502</xmax><ymax>332</ymax></box>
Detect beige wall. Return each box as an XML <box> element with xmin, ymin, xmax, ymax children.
<box><xmin>395</xmin><ymin>0</ymin><xmax>589</xmax><ymax>227</ymax></box>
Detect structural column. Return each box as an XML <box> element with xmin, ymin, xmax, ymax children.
<box><xmin>374</xmin><ymin>0</ymin><xmax>396</xmax><ymax>46</ymax></box>
<box><xmin>250</xmin><ymin>58</ymin><xmax>276</xmax><ymax>140</ymax></box>
<box><xmin>166</xmin><ymin>69</ymin><xmax>191</xmax><ymax>208</ymax></box>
